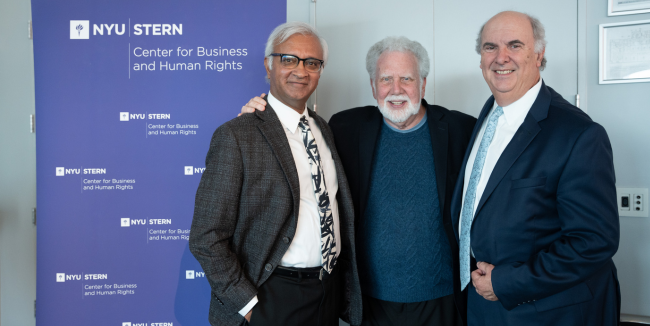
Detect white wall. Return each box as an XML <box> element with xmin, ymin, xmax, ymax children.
<box><xmin>287</xmin><ymin>0</ymin><xmax>311</xmax><ymax>24</ymax></box>
<box><xmin>433</xmin><ymin>0</ymin><xmax>579</xmax><ymax>117</ymax></box>
<box><xmin>0</xmin><ymin>0</ymin><xmax>37</xmax><ymax>325</ymax></box>
<box><xmin>585</xmin><ymin>4</ymin><xmax>650</xmax><ymax>318</ymax></box>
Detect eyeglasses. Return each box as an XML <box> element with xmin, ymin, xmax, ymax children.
<box><xmin>270</xmin><ymin>53</ymin><xmax>324</xmax><ymax>72</ymax></box>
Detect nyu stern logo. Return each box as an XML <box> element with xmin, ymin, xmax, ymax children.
<box><xmin>70</xmin><ymin>20</ymin><xmax>89</xmax><ymax>39</ymax></box>
<box><xmin>185</xmin><ymin>270</ymin><xmax>205</xmax><ymax>279</ymax></box>
<box><xmin>56</xmin><ymin>273</ymin><xmax>82</xmax><ymax>282</ymax></box>
<box><xmin>70</xmin><ymin>20</ymin><xmax>181</xmax><ymax>40</ymax></box>
<box><xmin>70</xmin><ymin>20</ymin><xmax>126</xmax><ymax>39</ymax></box>
<box><xmin>185</xmin><ymin>166</ymin><xmax>205</xmax><ymax>175</ymax></box>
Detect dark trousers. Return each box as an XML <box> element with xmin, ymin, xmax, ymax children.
<box><xmin>361</xmin><ymin>294</ymin><xmax>462</xmax><ymax>326</ymax></box>
<box><xmin>247</xmin><ymin>267</ymin><xmax>341</xmax><ymax>326</ymax></box>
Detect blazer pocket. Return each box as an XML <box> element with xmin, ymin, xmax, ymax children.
<box><xmin>511</xmin><ymin>176</ymin><xmax>546</xmax><ymax>189</ymax></box>
<box><xmin>534</xmin><ymin>282</ymin><xmax>593</xmax><ymax>312</ymax></box>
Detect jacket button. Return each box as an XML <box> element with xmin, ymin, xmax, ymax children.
<box><xmin>283</xmin><ymin>237</ymin><xmax>290</xmax><ymax>244</ymax></box>
<box><xmin>265</xmin><ymin>263</ymin><xmax>272</xmax><ymax>271</ymax></box>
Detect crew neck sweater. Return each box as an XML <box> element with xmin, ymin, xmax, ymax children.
<box><xmin>358</xmin><ymin>115</ymin><xmax>453</xmax><ymax>303</ymax></box>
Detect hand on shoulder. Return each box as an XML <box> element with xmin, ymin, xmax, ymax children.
<box><xmin>239</xmin><ymin>93</ymin><xmax>267</xmax><ymax>117</ymax></box>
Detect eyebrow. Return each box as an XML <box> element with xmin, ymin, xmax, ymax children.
<box><xmin>378</xmin><ymin>74</ymin><xmax>415</xmax><ymax>79</ymax></box>
<box><xmin>507</xmin><ymin>40</ymin><xmax>525</xmax><ymax>46</ymax></box>
<box><xmin>483</xmin><ymin>40</ymin><xmax>526</xmax><ymax>48</ymax></box>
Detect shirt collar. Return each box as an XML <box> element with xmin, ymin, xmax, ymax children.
<box><xmin>492</xmin><ymin>78</ymin><xmax>543</xmax><ymax>126</ymax></box>
<box><xmin>383</xmin><ymin>111</ymin><xmax>428</xmax><ymax>133</ymax></box>
<box><xmin>267</xmin><ymin>91</ymin><xmax>309</xmax><ymax>134</ymax></box>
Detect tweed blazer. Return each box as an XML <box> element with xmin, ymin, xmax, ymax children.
<box><xmin>190</xmin><ymin>102</ymin><xmax>362</xmax><ymax>326</ymax></box>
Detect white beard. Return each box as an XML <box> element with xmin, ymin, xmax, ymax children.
<box><xmin>377</xmin><ymin>94</ymin><xmax>421</xmax><ymax>124</ymax></box>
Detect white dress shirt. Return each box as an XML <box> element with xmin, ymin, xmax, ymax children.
<box><xmin>458</xmin><ymin>78</ymin><xmax>543</xmax><ymax>237</ymax></box>
<box><xmin>239</xmin><ymin>91</ymin><xmax>341</xmax><ymax>316</ymax></box>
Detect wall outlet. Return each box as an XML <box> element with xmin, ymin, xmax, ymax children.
<box><xmin>617</xmin><ymin>188</ymin><xmax>648</xmax><ymax>217</ymax></box>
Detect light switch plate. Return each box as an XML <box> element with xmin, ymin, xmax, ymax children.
<box><xmin>617</xmin><ymin>188</ymin><xmax>648</xmax><ymax>217</ymax></box>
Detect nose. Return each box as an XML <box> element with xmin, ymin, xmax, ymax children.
<box><xmin>291</xmin><ymin>61</ymin><xmax>309</xmax><ymax>78</ymax></box>
<box><xmin>390</xmin><ymin>78</ymin><xmax>402</xmax><ymax>94</ymax></box>
<box><xmin>495</xmin><ymin>47</ymin><xmax>510</xmax><ymax>65</ymax></box>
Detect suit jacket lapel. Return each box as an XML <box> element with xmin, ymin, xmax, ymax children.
<box><xmin>425</xmin><ymin>101</ymin><xmax>449</xmax><ymax>213</ymax></box>
<box><xmin>255</xmin><ymin>101</ymin><xmax>301</xmax><ymax>217</ymax></box>
<box><xmin>473</xmin><ymin>83</ymin><xmax>552</xmax><ymax>219</ymax></box>
<box><xmin>358</xmin><ymin>109</ymin><xmax>383</xmax><ymax>220</ymax></box>
<box><xmin>308</xmin><ymin>108</ymin><xmax>334</xmax><ymax>154</ymax></box>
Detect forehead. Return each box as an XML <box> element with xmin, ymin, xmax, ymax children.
<box><xmin>376</xmin><ymin>51</ymin><xmax>419</xmax><ymax>76</ymax></box>
<box><xmin>481</xmin><ymin>13</ymin><xmax>534</xmax><ymax>44</ymax></box>
<box><xmin>274</xmin><ymin>34</ymin><xmax>323</xmax><ymax>58</ymax></box>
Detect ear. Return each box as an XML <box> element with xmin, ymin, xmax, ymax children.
<box><xmin>264</xmin><ymin>57</ymin><xmax>271</xmax><ymax>79</ymax></box>
<box><xmin>370</xmin><ymin>78</ymin><xmax>378</xmax><ymax>100</ymax></box>
<box><xmin>420</xmin><ymin>77</ymin><xmax>427</xmax><ymax>99</ymax></box>
<box><xmin>536</xmin><ymin>48</ymin><xmax>545</xmax><ymax>67</ymax></box>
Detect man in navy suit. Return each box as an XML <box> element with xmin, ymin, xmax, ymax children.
<box><xmin>451</xmin><ymin>11</ymin><xmax>620</xmax><ymax>325</ymax></box>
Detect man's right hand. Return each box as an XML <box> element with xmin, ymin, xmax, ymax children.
<box><xmin>245</xmin><ymin>309</ymin><xmax>253</xmax><ymax>322</ymax></box>
<box><xmin>238</xmin><ymin>93</ymin><xmax>268</xmax><ymax>117</ymax></box>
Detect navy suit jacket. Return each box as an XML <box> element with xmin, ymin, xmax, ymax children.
<box><xmin>451</xmin><ymin>83</ymin><xmax>620</xmax><ymax>326</ymax></box>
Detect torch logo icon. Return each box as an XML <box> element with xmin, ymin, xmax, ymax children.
<box><xmin>69</xmin><ymin>20</ymin><xmax>89</xmax><ymax>39</ymax></box>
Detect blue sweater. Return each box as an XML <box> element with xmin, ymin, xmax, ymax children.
<box><xmin>358</xmin><ymin>115</ymin><xmax>453</xmax><ymax>303</ymax></box>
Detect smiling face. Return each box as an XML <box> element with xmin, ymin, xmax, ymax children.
<box><xmin>265</xmin><ymin>33</ymin><xmax>323</xmax><ymax>113</ymax></box>
<box><xmin>371</xmin><ymin>51</ymin><xmax>426</xmax><ymax>125</ymax></box>
<box><xmin>479</xmin><ymin>12</ymin><xmax>544</xmax><ymax>107</ymax></box>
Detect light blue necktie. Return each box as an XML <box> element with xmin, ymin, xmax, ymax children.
<box><xmin>459</xmin><ymin>105</ymin><xmax>503</xmax><ymax>291</ymax></box>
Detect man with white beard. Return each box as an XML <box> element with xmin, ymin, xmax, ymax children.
<box><xmin>242</xmin><ymin>36</ymin><xmax>476</xmax><ymax>326</ymax></box>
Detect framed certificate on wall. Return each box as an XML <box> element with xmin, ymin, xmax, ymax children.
<box><xmin>599</xmin><ymin>20</ymin><xmax>650</xmax><ymax>84</ymax></box>
<box><xmin>608</xmin><ymin>0</ymin><xmax>650</xmax><ymax>16</ymax></box>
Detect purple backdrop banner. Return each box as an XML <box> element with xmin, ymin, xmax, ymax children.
<box><xmin>32</xmin><ymin>1</ymin><xmax>285</xmax><ymax>324</ymax></box>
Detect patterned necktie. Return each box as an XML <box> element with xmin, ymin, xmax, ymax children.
<box><xmin>459</xmin><ymin>105</ymin><xmax>504</xmax><ymax>290</ymax></box>
<box><xmin>298</xmin><ymin>116</ymin><xmax>337</xmax><ymax>273</ymax></box>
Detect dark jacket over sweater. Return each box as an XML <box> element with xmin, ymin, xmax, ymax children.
<box><xmin>329</xmin><ymin>100</ymin><xmax>476</xmax><ymax>324</ymax></box>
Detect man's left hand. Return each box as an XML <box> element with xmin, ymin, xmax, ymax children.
<box><xmin>472</xmin><ymin>261</ymin><xmax>498</xmax><ymax>301</ymax></box>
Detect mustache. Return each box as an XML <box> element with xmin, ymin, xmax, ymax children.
<box><xmin>384</xmin><ymin>95</ymin><xmax>411</xmax><ymax>104</ymax></box>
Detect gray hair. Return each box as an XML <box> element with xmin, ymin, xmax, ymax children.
<box><xmin>475</xmin><ymin>12</ymin><xmax>547</xmax><ymax>70</ymax></box>
<box><xmin>365</xmin><ymin>36</ymin><xmax>430</xmax><ymax>81</ymax></box>
<box><xmin>265</xmin><ymin>21</ymin><xmax>328</xmax><ymax>71</ymax></box>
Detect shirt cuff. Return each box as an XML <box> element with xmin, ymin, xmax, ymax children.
<box><xmin>238</xmin><ymin>295</ymin><xmax>258</xmax><ymax>317</ymax></box>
